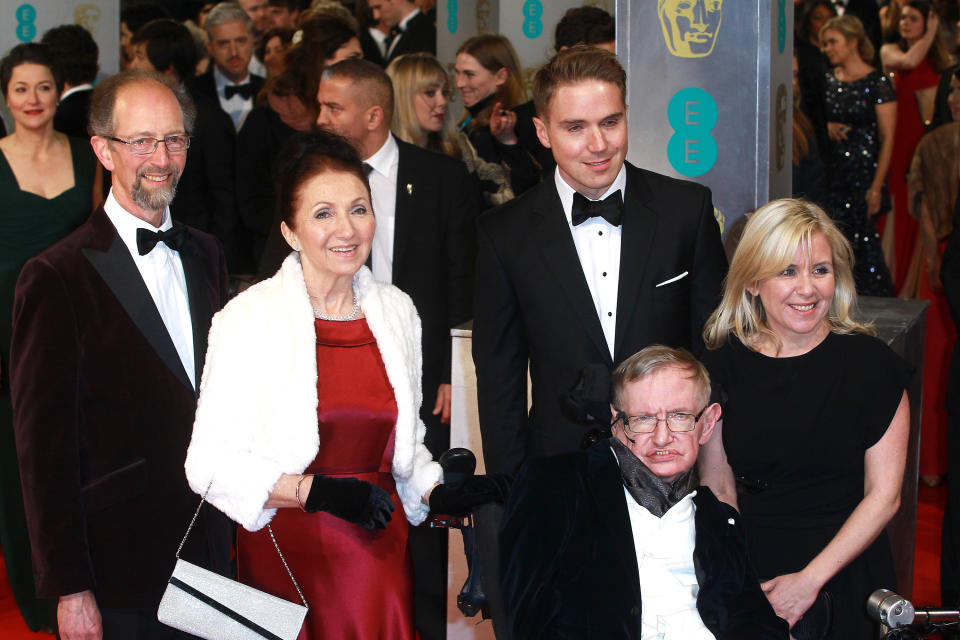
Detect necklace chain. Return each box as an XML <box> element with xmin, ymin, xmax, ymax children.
<box><xmin>313</xmin><ymin>285</ymin><xmax>360</xmax><ymax>321</ymax></box>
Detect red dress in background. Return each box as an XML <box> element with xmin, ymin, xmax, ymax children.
<box><xmin>889</xmin><ymin>58</ymin><xmax>940</xmax><ymax>293</ymax></box>
<box><xmin>236</xmin><ymin>318</ymin><xmax>417</xmax><ymax>640</ymax></box>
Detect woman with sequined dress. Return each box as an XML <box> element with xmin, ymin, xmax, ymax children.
<box><xmin>822</xmin><ymin>15</ymin><xmax>897</xmax><ymax>296</ymax></box>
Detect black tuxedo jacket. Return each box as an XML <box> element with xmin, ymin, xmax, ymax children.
<box><xmin>500</xmin><ymin>443</ymin><xmax>788</xmax><ymax>639</ymax></box>
<box><xmin>190</xmin><ymin>69</ymin><xmax>264</xmax><ymax>136</ymax></box>
<box><xmin>10</xmin><ymin>207</ymin><xmax>232</xmax><ymax>608</ymax></box>
<box><xmin>53</xmin><ymin>88</ymin><xmax>92</xmax><ymax>139</ymax></box>
<box><xmin>384</xmin><ymin>140</ymin><xmax>482</xmax><ymax>454</ymax></box>
<box><xmin>360</xmin><ymin>27</ymin><xmax>386</xmax><ymax>67</ymax></box>
<box><xmin>385</xmin><ymin>10</ymin><xmax>436</xmax><ymax>63</ymax></box>
<box><xmin>472</xmin><ymin>163</ymin><xmax>727</xmax><ymax>475</ymax></box>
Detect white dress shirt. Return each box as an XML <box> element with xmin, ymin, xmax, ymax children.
<box><xmin>214</xmin><ymin>66</ymin><xmax>254</xmax><ymax>131</ymax></box>
<box><xmin>369</xmin><ymin>26</ymin><xmax>389</xmax><ymax>58</ymax></box>
<box><xmin>365</xmin><ymin>133</ymin><xmax>400</xmax><ymax>283</ymax></box>
<box><xmin>103</xmin><ymin>190</ymin><xmax>196</xmax><ymax>388</ymax></box>
<box><xmin>556</xmin><ymin>166</ymin><xmax>626</xmax><ymax>357</ymax></box>
<box><xmin>623</xmin><ymin>487</ymin><xmax>715</xmax><ymax>640</ymax></box>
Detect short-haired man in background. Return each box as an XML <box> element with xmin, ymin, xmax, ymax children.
<box><xmin>195</xmin><ymin>2</ymin><xmax>264</xmax><ymax>133</ymax></box>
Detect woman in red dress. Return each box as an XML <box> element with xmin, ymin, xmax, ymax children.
<box><xmin>881</xmin><ymin>0</ymin><xmax>950</xmax><ymax>294</ymax></box>
<box><xmin>185</xmin><ymin>130</ymin><xmax>507</xmax><ymax>638</ymax></box>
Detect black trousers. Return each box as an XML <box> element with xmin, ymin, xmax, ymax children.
<box><xmin>411</xmin><ymin>406</ymin><xmax>450</xmax><ymax>640</ymax></box>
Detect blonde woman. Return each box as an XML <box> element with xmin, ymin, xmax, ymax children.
<box><xmin>699</xmin><ymin>199</ymin><xmax>911</xmax><ymax>638</ymax></box>
<box><xmin>386</xmin><ymin>53</ymin><xmax>458</xmax><ymax>157</ymax></box>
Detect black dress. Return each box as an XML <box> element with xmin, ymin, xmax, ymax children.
<box><xmin>824</xmin><ymin>70</ymin><xmax>897</xmax><ymax>297</ymax></box>
<box><xmin>702</xmin><ymin>332</ymin><xmax>912</xmax><ymax>639</ymax></box>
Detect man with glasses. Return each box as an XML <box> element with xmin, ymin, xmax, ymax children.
<box><xmin>10</xmin><ymin>71</ymin><xmax>232</xmax><ymax>640</ymax></box>
<box><xmin>499</xmin><ymin>345</ymin><xmax>787</xmax><ymax>639</ymax></box>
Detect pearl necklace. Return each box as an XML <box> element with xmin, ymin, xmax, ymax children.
<box><xmin>312</xmin><ymin>286</ymin><xmax>360</xmax><ymax>321</ymax></box>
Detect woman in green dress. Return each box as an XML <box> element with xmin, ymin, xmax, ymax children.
<box><xmin>0</xmin><ymin>42</ymin><xmax>100</xmax><ymax>631</ymax></box>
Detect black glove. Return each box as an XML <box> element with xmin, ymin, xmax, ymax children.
<box><xmin>303</xmin><ymin>475</ymin><xmax>394</xmax><ymax>530</ymax></box>
<box><xmin>428</xmin><ymin>473</ymin><xmax>512</xmax><ymax>516</ymax></box>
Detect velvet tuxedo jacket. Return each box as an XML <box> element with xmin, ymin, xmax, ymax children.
<box><xmin>472</xmin><ymin>163</ymin><xmax>727</xmax><ymax>475</ymax></box>
<box><xmin>10</xmin><ymin>206</ymin><xmax>232</xmax><ymax>608</ymax></box>
<box><xmin>385</xmin><ymin>10</ymin><xmax>436</xmax><ymax>63</ymax></box>
<box><xmin>499</xmin><ymin>443</ymin><xmax>788</xmax><ymax>639</ymax></box>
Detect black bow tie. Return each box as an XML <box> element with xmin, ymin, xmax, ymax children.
<box><xmin>572</xmin><ymin>190</ymin><xmax>623</xmax><ymax>227</ymax></box>
<box><xmin>137</xmin><ymin>225</ymin><xmax>186</xmax><ymax>255</ymax></box>
<box><xmin>224</xmin><ymin>82</ymin><xmax>254</xmax><ymax>100</ymax></box>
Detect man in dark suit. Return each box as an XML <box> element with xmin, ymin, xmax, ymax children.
<box><xmin>380</xmin><ymin>0</ymin><xmax>436</xmax><ymax>63</ymax></box>
<box><xmin>193</xmin><ymin>2</ymin><xmax>264</xmax><ymax>135</ymax></box>
<box><xmin>41</xmin><ymin>24</ymin><xmax>99</xmax><ymax>140</ymax></box>
<box><xmin>315</xmin><ymin>58</ymin><xmax>482</xmax><ymax>640</ymax></box>
<box><xmin>473</xmin><ymin>46</ymin><xmax>727</xmax><ymax>476</ymax></box>
<box><xmin>10</xmin><ymin>71</ymin><xmax>232</xmax><ymax>640</ymax></box>
<box><xmin>500</xmin><ymin>345</ymin><xmax>787</xmax><ymax>639</ymax></box>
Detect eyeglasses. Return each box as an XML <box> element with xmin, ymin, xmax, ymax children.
<box><xmin>108</xmin><ymin>134</ymin><xmax>191</xmax><ymax>155</ymax></box>
<box><xmin>615</xmin><ymin>407</ymin><xmax>706</xmax><ymax>434</ymax></box>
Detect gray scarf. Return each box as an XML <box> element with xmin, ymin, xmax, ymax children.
<box><xmin>609</xmin><ymin>437</ymin><xmax>698</xmax><ymax>517</ymax></box>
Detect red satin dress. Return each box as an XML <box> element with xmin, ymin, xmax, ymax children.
<box><xmin>236</xmin><ymin>318</ymin><xmax>417</xmax><ymax>639</ymax></box>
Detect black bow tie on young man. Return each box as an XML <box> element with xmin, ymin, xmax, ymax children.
<box><xmin>224</xmin><ymin>82</ymin><xmax>255</xmax><ymax>100</ymax></box>
<box><xmin>137</xmin><ymin>226</ymin><xmax>186</xmax><ymax>255</ymax></box>
<box><xmin>572</xmin><ymin>190</ymin><xmax>623</xmax><ymax>227</ymax></box>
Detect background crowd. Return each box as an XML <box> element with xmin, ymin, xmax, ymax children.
<box><xmin>1</xmin><ymin>0</ymin><xmax>960</xmax><ymax>638</ymax></box>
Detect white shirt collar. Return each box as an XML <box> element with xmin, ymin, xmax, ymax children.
<box><xmin>102</xmin><ymin>189</ymin><xmax>172</xmax><ymax>256</ymax></box>
<box><xmin>364</xmin><ymin>132</ymin><xmax>399</xmax><ymax>178</ymax></box>
<box><xmin>397</xmin><ymin>7</ymin><xmax>421</xmax><ymax>31</ymax></box>
<box><xmin>59</xmin><ymin>84</ymin><xmax>93</xmax><ymax>102</ymax></box>
<box><xmin>213</xmin><ymin>65</ymin><xmax>250</xmax><ymax>89</ymax></box>
<box><xmin>555</xmin><ymin>164</ymin><xmax>628</xmax><ymax>225</ymax></box>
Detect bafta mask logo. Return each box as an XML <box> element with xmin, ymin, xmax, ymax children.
<box><xmin>74</xmin><ymin>4</ymin><xmax>102</xmax><ymax>32</ymax></box>
<box><xmin>659</xmin><ymin>0</ymin><xmax>724</xmax><ymax>59</ymax></box>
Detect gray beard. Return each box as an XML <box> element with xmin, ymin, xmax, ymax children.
<box><xmin>131</xmin><ymin>166</ymin><xmax>180</xmax><ymax>211</ymax></box>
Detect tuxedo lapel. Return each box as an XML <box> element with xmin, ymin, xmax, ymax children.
<box><xmin>536</xmin><ymin>186</ymin><xmax>612</xmax><ymax>365</ymax></box>
<box><xmin>82</xmin><ymin>217</ymin><xmax>194</xmax><ymax>393</ymax></box>
<box><xmin>392</xmin><ymin>143</ymin><xmax>415</xmax><ymax>282</ymax></box>
<box><xmin>614</xmin><ymin>166</ymin><xmax>657</xmax><ymax>360</ymax></box>
<box><xmin>586</xmin><ymin>445</ymin><xmax>642</xmax><ymax>597</ymax></box>
<box><xmin>179</xmin><ymin>228</ymin><xmax>213</xmax><ymax>392</ymax></box>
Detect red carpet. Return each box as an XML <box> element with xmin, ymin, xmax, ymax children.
<box><xmin>0</xmin><ymin>484</ymin><xmax>950</xmax><ymax>637</ymax></box>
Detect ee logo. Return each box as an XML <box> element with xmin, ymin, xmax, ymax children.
<box><xmin>522</xmin><ymin>0</ymin><xmax>543</xmax><ymax>39</ymax></box>
<box><xmin>16</xmin><ymin>4</ymin><xmax>37</xmax><ymax>42</ymax></box>
<box><xmin>667</xmin><ymin>87</ymin><xmax>718</xmax><ymax>178</ymax></box>
<box><xmin>447</xmin><ymin>0</ymin><xmax>458</xmax><ymax>34</ymax></box>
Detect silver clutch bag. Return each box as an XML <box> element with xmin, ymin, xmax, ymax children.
<box><xmin>158</xmin><ymin>481</ymin><xmax>308</xmax><ymax>640</ymax></box>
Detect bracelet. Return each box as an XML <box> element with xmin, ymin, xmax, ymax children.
<box><xmin>295</xmin><ymin>474</ymin><xmax>311</xmax><ymax>512</ymax></box>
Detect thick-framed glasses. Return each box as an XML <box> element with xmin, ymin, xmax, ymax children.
<box><xmin>615</xmin><ymin>407</ymin><xmax>706</xmax><ymax>434</ymax></box>
<box><xmin>108</xmin><ymin>134</ymin><xmax>191</xmax><ymax>155</ymax></box>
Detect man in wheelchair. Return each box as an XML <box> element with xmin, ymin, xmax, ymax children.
<box><xmin>499</xmin><ymin>345</ymin><xmax>788</xmax><ymax>639</ymax></box>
